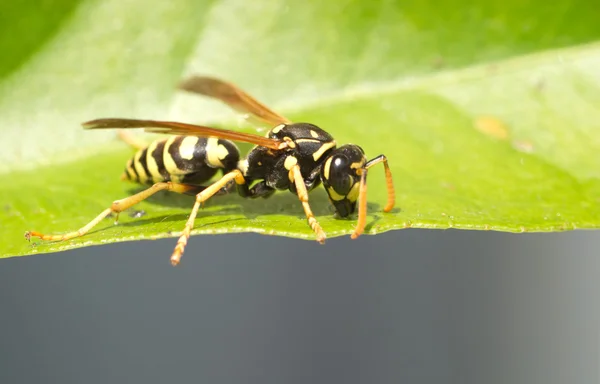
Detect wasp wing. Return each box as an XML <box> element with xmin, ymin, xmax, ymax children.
<box><xmin>83</xmin><ymin>118</ymin><xmax>287</xmax><ymax>150</ymax></box>
<box><xmin>179</xmin><ymin>76</ymin><xmax>291</xmax><ymax>126</ymax></box>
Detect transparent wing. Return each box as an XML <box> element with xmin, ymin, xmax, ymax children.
<box><xmin>179</xmin><ymin>76</ymin><xmax>291</xmax><ymax>126</ymax></box>
<box><xmin>83</xmin><ymin>118</ymin><xmax>287</xmax><ymax>150</ymax></box>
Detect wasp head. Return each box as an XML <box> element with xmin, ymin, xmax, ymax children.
<box><xmin>320</xmin><ymin>144</ymin><xmax>366</xmax><ymax>217</ymax></box>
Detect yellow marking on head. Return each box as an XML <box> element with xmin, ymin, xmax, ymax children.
<box><xmin>163</xmin><ymin>136</ymin><xmax>181</xmax><ymax>175</ymax></box>
<box><xmin>294</xmin><ymin>139</ymin><xmax>320</xmax><ymax>144</ymax></box>
<box><xmin>327</xmin><ymin>186</ymin><xmax>345</xmax><ymax>201</ymax></box>
<box><xmin>238</xmin><ymin>159</ymin><xmax>249</xmax><ymax>175</ymax></box>
<box><xmin>216</xmin><ymin>144</ymin><xmax>229</xmax><ymax>160</ymax></box>
<box><xmin>179</xmin><ymin>136</ymin><xmax>199</xmax><ymax>160</ymax></box>
<box><xmin>125</xmin><ymin>159</ymin><xmax>137</xmax><ymax>180</ymax></box>
<box><xmin>323</xmin><ymin>157</ymin><xmax>333</xmax><ymax>180</ymax></box>
<box><xmin>145</xmin><ymin>140</ymin><xmax>162</xmax><ymax>182</ymax></box>
<box><xmin>134</xmin><ymin>149</ymin><xmax>149</xmax><ymax>183</ymax></box>
<box><xmin>271</xmin><ymin>124</ymin><xmax>286</xmax><ymax>134</ymax></box>
<box><xmin>206</xmin><ymin>138</ymin><xmax>224</xmax><ymax>168</ymax></box>
<box><xmin>284</xmin><ymin>156</ymin><xmax>298</xmax><ymax>170</ymax></box>
<box><xmin>312</xmin><ymin>141</ymin><xmax>336</xmax><ymax>161</ymax></box>
<box><xmin>310</xmin><ymin>130</ymin><xmax>319</xmax><ymax>138</ymax></box>
<box><xmin>347</xmin><ymin>180</ymin><xmax>360</xmax><ymax>202</ymax></box>
<box><xmin>283</xmin><ymin>136</ymin><xmax>296</xmax><ymax>148</ymax></box>
<box><xmin>350</xmin><ymin>159</ymin><xmax>366</xmax><ymax>169</ymax></box>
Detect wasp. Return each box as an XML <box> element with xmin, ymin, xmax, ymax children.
<box><xmin>25</xmin><ymin>76</ymin><xmax>396</xmax><ymax>265</ymax></box>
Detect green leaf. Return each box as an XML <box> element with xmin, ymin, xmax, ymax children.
<box><xmin>2</xmin><ymin>0</ymin><xmax>600</xmax><ymax>258</ymax></box>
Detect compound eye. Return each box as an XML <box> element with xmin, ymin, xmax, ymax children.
<box><xmin>329</xmin><ymin>156</ymin><xmax>353</xmax><ymax>194</ymax></box>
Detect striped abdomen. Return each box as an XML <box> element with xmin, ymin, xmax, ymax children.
<box><xmin>123</xmin><ymin>136</ymin><xmax>240</xmax><ymax>185</ymax></box>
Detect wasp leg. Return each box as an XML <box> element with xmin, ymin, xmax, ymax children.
<box><xmin>117</xmin><ymin>130</ymin><xmax>148</xmax><ymax>150</ymax></box>
<box><xmin>25</xmin><ymin>182</ymin><xmax>200</xmax><ymax>242</ymax></box>
<box><xmin>351</xmin><ymin>170</ymin><xmax>369</xmax><ymax>239</ymax></box>
<box><xmin>171</xmin><ymin>169</ymin><xmax>246</xmax><ymax>266</ymax></box>
<box><xmin>351</xmin><ymin>155</ymin><xmax>395</xmax><ymax>239</ymax></box>
<box><xmin>289</xmin><ymin>164</ymin><xmax>326</xmax><ymax>244</ymax></box>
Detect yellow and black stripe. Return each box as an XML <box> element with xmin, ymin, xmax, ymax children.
<box><xmin>123</xmin><ymin>136</ymin><xmax>241</xmax><ymax>185</ymax></box>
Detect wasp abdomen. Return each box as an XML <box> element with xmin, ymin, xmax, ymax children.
<box><xmin>123</xmin><ymin>136</ymin><xmax>240</xmax><ymax>185</ymax></box>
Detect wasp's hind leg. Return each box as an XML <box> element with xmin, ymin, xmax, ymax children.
<box><xmin>25</xmin><ymin>182</ymin><xmax>202</xmax><ymax>243</ymax></box>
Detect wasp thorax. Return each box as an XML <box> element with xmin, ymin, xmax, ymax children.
<box><xmin>321</xmin><ymin>144</ymin><xmax>366</xmax><ymax>217</ymax></box>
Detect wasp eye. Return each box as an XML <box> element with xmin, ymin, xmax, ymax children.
<box><xmin>329</xmin><ymin>157</ymin><xmax>353</xmax><ymax>194</ymax></box>
<box><xmin>321</xmin><ymin>146</ymin><xmax>365</xmax><ymax>218</ymax></box>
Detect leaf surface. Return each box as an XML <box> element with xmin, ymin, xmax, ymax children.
<box><xmin>2</xmin><ymin>0</ymin><xmax>600</xmax><ymax>257</ymax></box>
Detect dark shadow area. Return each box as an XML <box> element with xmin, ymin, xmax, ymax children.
<box><xmin>124</xmin><ymin>185</ymin><xmax>385</xmax><ymax>222</ymax></box>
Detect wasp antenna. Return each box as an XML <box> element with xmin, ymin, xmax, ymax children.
<box><xmin>365</xmin><ymin>155</ymin><xmax>395</xmax><ymax>212</ymax></box>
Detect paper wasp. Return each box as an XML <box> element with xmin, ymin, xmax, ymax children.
<box><xmin>25</xmin><ymin>76</ymin><xmax>395</xmax><ymax>265</ymax></box>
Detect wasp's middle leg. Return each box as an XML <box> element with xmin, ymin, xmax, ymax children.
<box><xmin>170</xmin><ymin>169</ymin><xmax>247</xmax><ymax>266</ymax></box>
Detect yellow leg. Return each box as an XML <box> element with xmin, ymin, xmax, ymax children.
<box><xmin>351</xmin><ymin>170</ymin><xmax>368</xmax><ymax>239</ymax></box>
<box><xmin>25</xmin><ymin>182</ymin><xmax>198</xmax><ymax>242</ymax></box>
<box><xmin>118</xmin><ymin>130</ymin><xmax>148</xmax><ymax>150</ymax></box>
<box><xmin>170</xmin><ymin>170</ymin><xmax>246</xmax><ymax>266</ymax></box>
<box><xmin>289</xmin><ymin>164</ymin><xmax>326</xmax><ymax>244</ymax></box>
<box><xmin>351</xmin><ymin>155</ymin><xmax>395</xmax><ymax>239</ymax></box>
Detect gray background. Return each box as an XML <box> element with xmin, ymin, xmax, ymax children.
<box><xmin>1</xmin><ymin>230</ymin><xmax>599</xmax><ymax>384</ymax></box>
